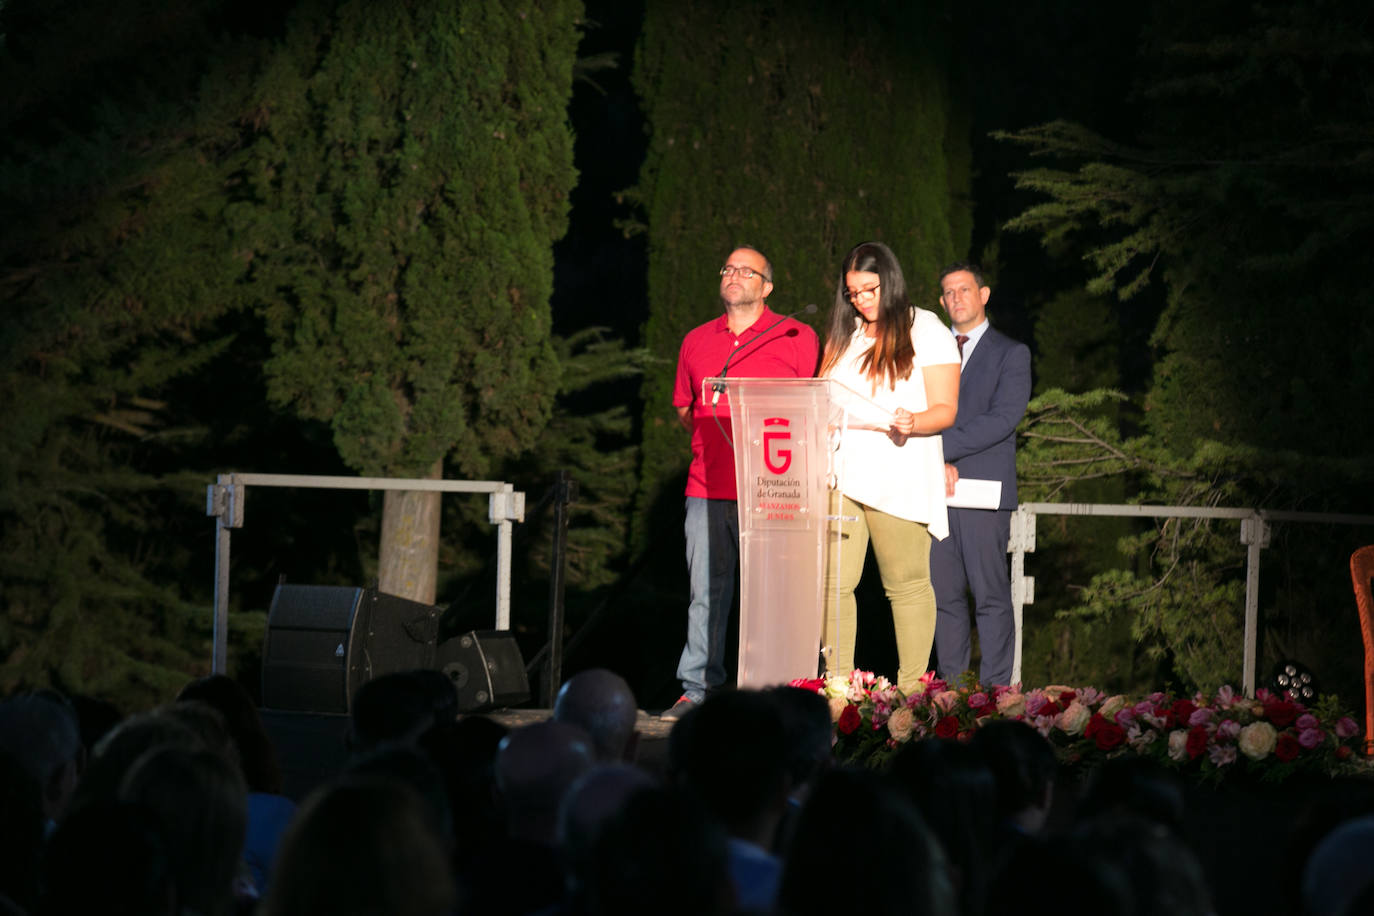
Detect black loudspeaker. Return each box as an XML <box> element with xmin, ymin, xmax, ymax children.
<box><xmin>262</xmin><ymin>584</ymin><xmax>441</xmax><ymax>714</ymax></box>
<box><xmin>435</xmin><ymin>630</ymin><xmax>530</xmax><ymax>712</ymax></box>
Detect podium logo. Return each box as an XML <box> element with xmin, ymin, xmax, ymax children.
<box><xmin>762</xmin><ymin>417</ymin><xmax>792</xmax><ymax>474</ymax></box>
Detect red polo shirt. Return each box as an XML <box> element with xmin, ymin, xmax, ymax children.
<box><xmin>673</xmin><ymin>307</ymin><xmax>820</xmax><ymax>499</ymax></box>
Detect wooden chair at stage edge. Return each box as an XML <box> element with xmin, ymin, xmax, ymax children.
<box><xmin>1352</xmin><ymin>545</ymin><xmax>1374</xmax><ymax>756</ymax></box>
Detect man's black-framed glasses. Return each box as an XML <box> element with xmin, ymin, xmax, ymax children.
<box><xmin>720</xmin><ymin>265</ymin><xmax>767</xmax><ymax>281</ymax></box>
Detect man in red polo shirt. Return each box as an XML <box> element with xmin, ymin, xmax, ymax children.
<box><xmin>661</xmin><ymin>246</ymin><xmax>819</xmax><ymax>720</ymax></box>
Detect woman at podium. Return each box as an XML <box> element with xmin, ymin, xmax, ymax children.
<box><xmin>817</xmin><ymin>241</ymin><xmax>960</xmax><ymax>691</ymax></box>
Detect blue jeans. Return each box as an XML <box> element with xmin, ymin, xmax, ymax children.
<box><xmin>677</xmin><ymin>497</ymin><xmax>739</xmax><ymax>701</ymax></box>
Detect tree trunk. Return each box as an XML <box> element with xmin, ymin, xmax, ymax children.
<box><xmin>378</xmin><ymin>460</ymin><xmax>443</xmax><ymax>605</ymax></box>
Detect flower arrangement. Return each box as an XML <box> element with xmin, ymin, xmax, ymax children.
<box><xmin>790</xmin><ymin>671</ymin><xmax>1371</xmax><ymax>783</ymax></box>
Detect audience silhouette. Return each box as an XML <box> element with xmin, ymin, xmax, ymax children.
<box><xmin>1</xmin><ymin>671</ymin><xmax>1368</xmax><ymax>916</ymax></box>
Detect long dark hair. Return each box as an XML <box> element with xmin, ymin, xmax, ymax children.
<box><xmin>818</xmin><ymin>241</ymin><xmax>914</xmax><ymax>390</ymax></box>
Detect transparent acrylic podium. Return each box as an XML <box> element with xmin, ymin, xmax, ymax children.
<box><xmin>703</xmin><ymin>376</ymin><xmax>891</xmax><ymax>688</ymax></box>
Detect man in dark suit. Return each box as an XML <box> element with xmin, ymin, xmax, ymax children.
<box><xmin>930</xmin><ymin>262</ymin><xmax>1032</xmax><ymax>687</ymax></box>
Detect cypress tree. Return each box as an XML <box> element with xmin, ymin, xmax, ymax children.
<box><xmin>233</xmin><ymin>0</ymin><xmax>583</xmax><ymax>602</ymax></box>
<box><xmin>629</xmin><ymin>0</ymin><xmax>970</xmax><ymax>551</ymax></box>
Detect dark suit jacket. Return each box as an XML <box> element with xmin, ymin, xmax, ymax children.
<box><xmin>941</xmin><ymin>325</ymin><xmax>1032</xmax><ymax>510</ymax></box>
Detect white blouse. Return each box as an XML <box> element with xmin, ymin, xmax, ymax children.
<box><xmin>824</xmin><ymin>307</ymin><xmax>960</xmax><ymax>539</ymax></box>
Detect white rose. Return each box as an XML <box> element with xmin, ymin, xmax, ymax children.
<box><xmin>1057</xmin><ymin>700</ymin><xmax>1092</xmax><ymax>736</ymax></box>
<box><xmin>1167</xmin><ymin>729</ymin><xmax>1189</xmax><ymax>762</ymax></box>
<box><xmin>827</xmin><ymin>695</ymin><xmax>848</xmax><ymax>723</ymax></box>
<box><xmin>887</xmin><ymin>706</ymin><xmax>915</xmax><ymax>741</ymax></box>
<box><xmin>996</xmin><ymin>691</ymin><xmax>1026</xmax><ymax>716</ymax></box>
<box><xmin>1098</xmin><ymin>695</ymin><xmax>1127</xmax><ymax>720</ymax></box>
<box><xmin>1237</xmin><ymin>721</ymin><xmax>1278</xmax><ymax>760</ymax></box>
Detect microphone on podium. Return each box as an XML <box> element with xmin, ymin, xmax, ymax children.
<box><xmin>710</xmin><ymin>303</ymin><xmax>819</xmax><ymax>406</ymax></box>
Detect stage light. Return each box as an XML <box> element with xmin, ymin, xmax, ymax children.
<box><xmin>1269</xmin><ymin>659</ymin><xmax>1319</xmax><ymax>702</ymax></box>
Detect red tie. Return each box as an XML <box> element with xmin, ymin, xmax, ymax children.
<box><xmin>956</xmin><ymin>334</ymin><xmax>969</xmax><ymax>359</ymax></box>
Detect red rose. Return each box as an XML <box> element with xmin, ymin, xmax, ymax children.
<box><xmin>837</xmin><ymin>704</ymin><xmax>862</xmax><ymax>735</ymax></box>
<box><xmin>1275</xmin><ymin>733</ymin><xmax>1300</xmax><ymax>762</ymax></box>
<box><xmin>1085</xmin><ymin>714</ymin><xmax>1105</xmax><ymax>739</ymax></box>
<box><xmin>1337</xmin><ymin>746</ymin><xmax>1354</xmax><ymax>761</ymax></box>
<box><xmin>1040</xmin><ymin>701</ymin><xmax>1062</xmax><ymax>717</ymax></box>
<box><xmin>1171</xmin><ymin>699</ymin><xmax>1197</xmax><ymax>728</ymax></box>
<box><xmin>1094</xmin><ymin>722</ymin><xmax>1127</xmax><ymax>751</ymax></box>
<box><xmin>1059</xmin><ymin>690</ymin><xmax>1077</xmax><ymax>704</ymax></box>
<box><xmin>1185</xmin><ymin>724</ymin><xmax>1209</xmax><ymax>760</ymax></box>
<box><xmin>974</xmin><ymin>704</ymin><xmax>996</xmax><ymax>719</ymax></box>
<box><xmin>934</xmin><ymin>715</ymin><xmax>959</xmax><ymax>739</ymax></box>
<box><xmin>1265</xmin><ymin>700</ymin><xmax>1300</xmax><ymax>728</ymax></box>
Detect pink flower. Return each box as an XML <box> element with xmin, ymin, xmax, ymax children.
<box><xmin>1127</xmin><ymin>725</ymin><xmax>1158</xmax><ymax>753</ymax></box>
<box><xmin>1077</xmin><ymin>687</ymin><xmax>1104</xmax><ymax>706</ymax></box>
<box><xmin>1298</xmin><ymin>728</ymin><xmax>1324</xmax><ymax>750</ymax></box>
<box><xmin>1132</xmin><ymin>700</ymin><xmax>1156</xmax><ymax>717</ymax></box>
<box><xmin>1188</xmin><ymin>708</ymin><xmax>1214</xmax><ymax>727</ymax></box>
<box><xmin>1336</xmin><ymin>717</ymin><xmax>1359</xmax><ymax>739</ymax></box>
<box><xmin>1214</xmin><ymin>685</ymin><xmax>1237</xmax><ymax>708</ymax></box>
<box><xmin>1114</xmin><ymin>707</ymin><xmax>1137</xmax><ymax>728</ymax></box>
<box><xmin>933</xmin><ymin>690</ymin><xmax>961</xmax><ymax>713</ymax></box>
<box><xmin>968</xmin><ymin>692</ymin><xmax>990</xmax><ymax>710</ymax></box>
<box><xmin>1216</xmin><ymin>719</ymin><xmax>1241</xmax><ymax>742</ymax></box>
<box><xmin>1209</xmin><ymin>745</ymin><xmax>1237</xmax><ymax>767</ymax></box>
<box><xmin>1296</xmin><ymin>713</ymin><xmax>1319</xmax><ymax>731</ymax></box>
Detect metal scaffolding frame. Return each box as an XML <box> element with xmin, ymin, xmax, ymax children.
<box><xmin>205</xmin><ymin>472</ymin><xmax>525</xmax><ymax>674</ymax></box>
<box><xmin>1008</xmin><ymin>503</ymin><xmax>1374</xmax><ymax>695</ymax></box>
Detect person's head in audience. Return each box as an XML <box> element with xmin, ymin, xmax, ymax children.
<box><xmin>586</xmin><ymin>786</ymin><xmax>734</xmax><ymax>916</ymax></box>
<box><xmin>177</xmin><ymin>674</ymin><xmax>284</xmax><ymax>794</ymax></box>
<box><xmin>765</xmin><ymin>685</ymin><xmax>834</xmax><ymax>802</ymax></box>
<box><xmin>68</xmin><ymin>711</ymin><xmax>204</xmax><ymax>814</ymax></box>
<box><xmin>888</xmin><ymin>736</ymin><xmax>997</xmax><ymax>916</ymax></box>
<box><xmin>675</xmin><ymin>688</ymin><xmax>793</xmax><ymax>849</ymax></box>
<box><xmin>345</xmin><ymin>741</ymin><xmax>454</xmax><ymax>856</ymax></box>
<box><xmin>66</xmin><ymin>693</ymin><xmax>123</xmax><ymax>760</ymax></box>
<box><xmin>984</xmin><ymin>834</ymin><xmax>1132</xmax><ymax>915</ymax></box>
<box><xmin>348</xmin><ymin>669</ymin><xmax>452</xmax><ymax>752</ymax></box>
<box><xmin>40</xmin><ymin>801</ymin><xmax>178</xmax><ymax>916</ymax></box>
<box><xmin>118</xmin><ymin>745</ymin><xmax>247</xmax><ymax>916</ymax></box>
<box><xmin>0</xmin><ymin>750</ymin><xmax>44</xmax><ymax>914</ymax></box>
<box><xmin>557</xmin><ymin>763</ymin><xmax>657</xmax><ymax>908</ymax></box>
<box><xmin>553</xmin><ymin>668</ymin><xmax>640</xmax><ymax>762</ymax></box>
<box><xmin>0</xmin><ymin>690</ymin><xmax>84</xmax><ymax>826</ymax></box>
<box><xmin>970</xmin><ymin>718</ymin><xmax>1058</xmax><ymax>835</ymax></box>
<box><xmin>1301</xmin><ymin>813</ymin><xmax>1374</xmax><ymax>916</ymax></box>
<box><xmin>778</xmin><ymin>766</ymin><xmax>957</xmax><ymax>916</ymax></box>
<box><xmin>417</xmin><ymin>714</ymin><xmax>508</xmax><ymax>867</ymax></box>
<box><xmin>1069</xmin><ymin>811</ymin><xmax>1214</xmax><ymax>916</ymax></box>
<box><xmin>262</xmin><ymin>778</ymin><xmax>456</xmax><ymax>916</ymax></box>
<box><xmin>495</xmin><ymin>719</ymin><xmax>595</xmax><ymax>846</ymax></box>
<box><xmin>157</xmin><ymin>700</ymin><xmax>240</xmax><ymax>772</ymax></box>
<box><xmin>1076</xmin><ymin>754</ymin><xmax>1186</xmax><ymax>834</ymax></box>
<box><xmin>1281</xmin><ymin>776</ymin><xmax>1374</xmax><ymax>912</ymax></box>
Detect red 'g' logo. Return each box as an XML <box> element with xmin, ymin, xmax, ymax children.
<box><xmin>762</xmin><ymin>417</ymin><xmax>792</xmax><ymax>474</ymax></box>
